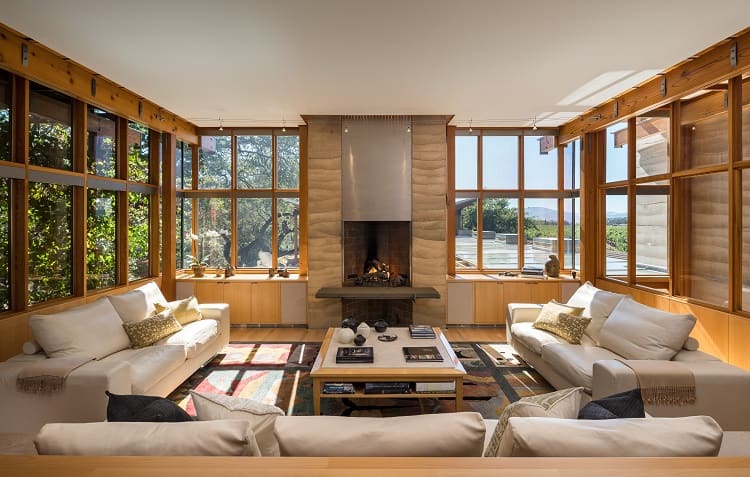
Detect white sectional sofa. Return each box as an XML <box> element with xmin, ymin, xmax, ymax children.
<box><xmin>507</xmin><ymin>282</ymin><xmax>750</xmax><ymax>430</ymax></box>
<box><xmin>0</xmin><ymin>282</ymin><xmax>229</xmax><ymax>433</ymax></box>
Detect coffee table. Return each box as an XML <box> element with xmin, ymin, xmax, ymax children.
<box><xmin>310</xmin><ymin>327</ymin><xmax>466</xmax><ymax>415</ymax></box>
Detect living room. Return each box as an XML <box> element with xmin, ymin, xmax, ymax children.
<box><xmin>1</xmin><ymin>1</ymin><xmax>750</xmax><ymax>475</ymax></box>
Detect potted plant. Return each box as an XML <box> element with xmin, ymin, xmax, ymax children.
<box><xmin>187</xmin><ymin>255</ymin><xmax>209</xmax><ymax>277</ymax></box>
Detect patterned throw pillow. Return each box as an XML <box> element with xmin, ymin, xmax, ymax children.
<box><xmin>534</xmin><ymin>311</ymin><xmax>592</xmax><ymax>344</ymax></box>
<box><xmin>484</xmin><ymin>387</ymin><xmax>586</xmax><ymax>457</ymax></box>
<box><xmin>122</xmin><ymin>309</ymin><xmax>182</xmax><ymax>349</ymax></box>
<box><xmin>154</xmin><ymin>296</ymin><xmax>202</xmax><ymax>325</ymax></box>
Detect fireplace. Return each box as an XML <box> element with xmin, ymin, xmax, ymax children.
<box><xmin>342</xmin><ymin>220</ymin><xmax>412</xmax><ymax>324</ymax></box>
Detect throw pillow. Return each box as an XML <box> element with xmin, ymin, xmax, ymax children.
<box><xmin>484</xmin><ymin>387</ymin><xmax>586</xmax><ymax>457</ymax></box>
<box><xmin>154</xmin><ymin>296</ymin><xmax>202</xmax><ymax>325</ymax></box>
<box><xmin>105</xmin><ymin>391</ymin><xmax>192</xmax><ymax>422</ymax></box>
<box><xmin>578</xmin><ymin>389</ymin><xmax>645</xmax><ymax>420</ymax></box>
<box><xmin>533</xmin><ymin>310</ymin><xmax>591</xmax><ymax>344</ymax></box>
<box><xmin>598</xmin><ymin>297</ymin><xmax>696</xmax><ymax>360</ymax></box>
<box><xmin>190</xmin><ymin>390</ymin><xmax>285</xmax><ymax>456</ymax></box>
<box><xmin>565</xmin><ymin>281</ymin><xmax>627</xmax><ymax>345</ymax></box>
<box><xmin>122</xmin><ymin>309</ymin><xmax>182</xmax><ymax>349</ymax></box>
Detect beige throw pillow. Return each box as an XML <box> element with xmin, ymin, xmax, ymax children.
<box><xmin>484</xmin><ymin>387</ymin><xmax>586</xmax><ymax>457</ymax></box>
<box><xmin>566</xmin><ymin>281</ymin><xmax>627</xmax><ymax>345</ymax></box>
<box><xmin>190</xmin><ymin>390</ymin><xmax>285</xmax><ymax>456</ymax></box>
<box><xmin>122</xmin><ymin>309</ymin><xmax>182</xmax><ymax>349</ymax></box>
<box><xmin>534</xmin><ymin>311</ymin><xmax>592</xmax><ymax>344</ymax></box>
<box><xmin>155</xmin><ymin>296</ymin><xmax>202</xmax><ymax>325</ymax></box>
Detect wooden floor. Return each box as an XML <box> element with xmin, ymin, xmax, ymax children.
<box><xmin>230</xmin><ymin>326</ymin><xmax>507</xmax><ymax>342</ymax></box>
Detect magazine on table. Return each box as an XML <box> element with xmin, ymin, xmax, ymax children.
<box><xmin>336</xmin><ymin>346</ymin><xmax>374</xmax><ymax>363</ymax></box>
<box><xmin>402</xmin><ymin>346</ymin><xmax>443</xmax><ymax>362</ymax></box>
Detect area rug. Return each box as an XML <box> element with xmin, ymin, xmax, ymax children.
<box><xmin>168</xmin><ymin>341</ymin><xmax>553</xmax><ymax>419</ymax></box>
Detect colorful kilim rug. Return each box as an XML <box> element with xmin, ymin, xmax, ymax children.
<box><xmin>168</xmin><ymin>342</ymin><xmax>553</xmax><ymax>419</ymax></box>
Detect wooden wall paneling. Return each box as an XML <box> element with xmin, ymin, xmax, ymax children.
<box><xmin>0</xmin><ymin>24</ymin><xmax>198</xmax><ymax>141</ymax></box>
<box><xmin>161</xmin><ymin>133</ymin><xmax>177</xmax><ymax>300</ymax></box>
<box><xmin>446</xmin><ymin>126</ymin><xmax>456</xmax><ymax>275</ymax></box>
<box><xmin>0</xmin><ymin>314</ymin><xmax>33</xmax><ymax>360</ymax></box>
<box><xmin>669</xmin><ymin>300</ymin><xmax>729</xmax><ymax>362</ymax></box>
<box><xmin>10</xmin><ymin>76</ymin><xmax>28</xmax><ymax>311</ymax></box>
<box><xmin>251</xmin><ymin>282</ymin><xmax>281</xmax><ymax>324</ymax></box>
<box><xmin>298</xmin><ymin>125</ymin><xmax>308</xmax><ymax>274</ymax></box>
<box><xmin>474</xmin><ymin>282</ymin><xmax>502</xmax><ymax>324</ymax></box>
<box><xmin>728</xmin><ymin>315</ymin><xmax>750</xmax><ymax>371</ymax></box>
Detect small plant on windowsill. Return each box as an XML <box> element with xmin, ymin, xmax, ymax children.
<box><xmin>187</xmin><ymin>255</ymin><xmax>209</xmax><ymax>277</ymax></box>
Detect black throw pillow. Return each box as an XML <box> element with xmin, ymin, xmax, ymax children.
<box><xmin>578</xmin><ymin>388</ymin><xmax>645</xmax><ymax>420</ymax></box>
<box><xmin>105</xmin><ymin>390</ymin><xmax>193</xmax><ymax>422</ymax></box>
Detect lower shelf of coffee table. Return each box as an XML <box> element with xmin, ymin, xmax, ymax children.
<box><xmin>319</xmin><ymin>382</ymin><xmax>456</xmax><ymax>399</ymax></box>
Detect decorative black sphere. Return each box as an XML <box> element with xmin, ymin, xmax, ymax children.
<box><xmin>374</xmin><ymin>319</ymin><xmax>388</xmax><ymax>333</ymax></box>
<box><xmin>353</xmin><ymin>334</ymin><xmax>366</xmax><ymax>346</ymax></box>
<box><xmin>342</xmin><ymin>317</ymin><xmax>359</xmax><ymax>333</ymax></box>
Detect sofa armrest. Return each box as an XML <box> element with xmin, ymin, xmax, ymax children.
<box><xmin>593</xmin><ymin>359</ymin><xmax>750</xmax><ymax>431</ymax></box>
<box><xmin>199</xmin><ymin>303</ymin><xmax>230</xmax><ymax>338</ymax></box>
<box><xmin>506</xmin><ymin>303</ymin><xmax>542</xmax><ymax>326</ymax></box>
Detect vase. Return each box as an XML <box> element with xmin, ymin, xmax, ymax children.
<box><xmin>374</xmin><ymin>319</ymin><xmax>388</xmax><ymax>333</ymax></box>
<box><xmin>338</xmin><ymin>328</ymin><xmax>356</xmax><ymax>344</ymax></box>
<box><xmin>356</xmin><ymin>322</ymin><xmax>371</xmax><ymax>339</ymax></box>
<box><xmin>353</xmin><ymin>334</ymin><xmax>366</xmax><ymax>346</ymax></box>
<box><xmin>192</xmin><ymin>265</ymin><xmax>206</xmax><ymax>278</ymax></box>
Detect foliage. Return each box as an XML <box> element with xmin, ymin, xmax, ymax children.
<box><xmin>86</xmin><ymin>108</ymin><xmax>117</xmax><ymax>177</ymax></box>
<box><xmin>128</xmin><ymin>192</ymin><xmax>150</xmax><ymax>281</ymax></box>
<box><xmin>606</xmin><ymin>225</ymin><xmax>628</xmax><ymax>252</ymax></box>
<box><xmin>459</xmin><ymin>198</ymin><xmax>544</xmax><ymax>241</ymax></box>
<box><xmin>128</xmin><ymin>122</ymin><xmax>150</xmax><ymax>182</ymax></box>
<box><xmin>86</xmin><ymin>190</ymin><xmax>117</xmax><ymax>290</ymax></box>
<box><xmin>0</xmin><ymin>178</ymin><xmax>8</xmax><ymax>310</ymax></box>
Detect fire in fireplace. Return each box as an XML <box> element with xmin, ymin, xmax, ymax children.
<box><xmin>346</xmin><ymin>258</ymin><xmax>408</xmax><ymax>287</ymax></box>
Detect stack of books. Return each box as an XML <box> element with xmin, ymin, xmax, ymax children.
<box><xmin>403</xmin><ymin>346</ymin><xmax>444</xmax><ymax>362</ymax></box>
<box><xmin>409</xmin><ymin>324</ymin><xmax>436</xmax><ymax>339</ymax></box>
<box><xmin>364</xmin><ymin>382</ymin><xmax>411</xmax><ymax>394</ymax></box>
<box><xmin>335</xmin><ymin>347</ymin><xmax>374</xmax><ymax>363</ymax></box>
<box><xmin>520</xmin><ymin>266</ymin><xmax>545</xmax><ymax>277</ymax></box>
<box><xmin>322</xmin><ymin>383</ymin><xmax>355</xmax><ymax>394</ymax></box>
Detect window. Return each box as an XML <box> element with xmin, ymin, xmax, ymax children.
<box><xmin>28</xmin><ymin>181</ymin><xmax>73</xmax><ymax>304</ymax></box>
<box><xmin>127</xmin><ymin>122</ymin><xmax>150</xmax><ymax>182</ymax></box>
<box><xmin>679</xmin><ymin>87</ymin><xmax>728</xmax><ymax>170</ymax></box>
<box><xmin>176</xmin><ymin>140</ymin><xmax>193</xmax><ymax>190</ymax></box>
<box><xmin>635</xmin><ymin>110</ymin><xmax>669</xmax><ymax>177</ymax></box>
<box><xmin>452</xmin><ymin>129</ymin><xmax>570</xmax><ymax>271</ymax></box>
<box><xmin>0</xmin><ymin>178</ymin><xmax>8</xmax><ymax>311</ymax></box>
<box><xmin>86</xmin><ymin>189</ymin><xmax>117</xmax><ymax>290</ymax></box>
<box><xmin>605</xmin><ymin>121</ymin><xmax>628</xmax><ymax>183</ymax></box>
<box><xmin>179</xmin><ymin>129</ymin><xmax>300</xmax><ymax>271</ymax></box>
<box><xmin>0</xmin><ymin>70</ymin><xmax>10</xmax><ymax>162</ymax></box>
<box><xmin>563</xmin><ymin>138</ymin><xmax>581</xmax><ymax>271</ymax></box>
<box><xmin>128</xmin><ymin>192</ymin><xmax>150</xmax><ymax>281</ymax></box>
<box><xmin>743</xmin><ymin>170</ymin><xmax>750</xmax><ymax>312</ymax></box>
<box><xmin>29</xmin><ymin>83</ymin><xmax>73</xmax><ymax>171</ymax></box>
<box><xmin>87</xmin><ymin>107</ymin><xmax>117</xmax><ymax>177</ymax></box>
<box><xmin>635</xmin><ymin>181</ymin><xmax>669</xmax><ymax>279</ymax></box>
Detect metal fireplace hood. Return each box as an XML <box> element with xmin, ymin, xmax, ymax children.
<box><xmin>342</xmin><ymin>117</ymin><xmax>411</xmax><ymax>221</ymax></box>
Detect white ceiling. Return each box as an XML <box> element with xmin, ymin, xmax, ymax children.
<box><xmin>1</xmin><ymin>0</ymin><xmax>749</xmax><ymax>128</ymax></box>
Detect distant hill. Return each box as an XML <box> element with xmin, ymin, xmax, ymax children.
<box><xmin>525</xmin><ymin>206</ymin><xmax>571</xmax><ymax>224</ymax></box>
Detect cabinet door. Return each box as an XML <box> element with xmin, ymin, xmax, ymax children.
<box><xmin>281</xmin><ymin>282</ymin><xmax>307</xmax><ymax>325</ymax></box>
<box><xmin>223</xmin><ymin>282</ymin><xmax>253</xmax><ymax>325</ymax></box>
<box><xmin>194</xmin><ymin>281</ymin><xmax>224</xmax><ymax>304</ymax></box>
<box><xmin>528</xmin><ymin>282</ymin><xmax>561</xmax><ymax>304</ymax></box>
<box><xmin>448</xmin><ymin>282</ymin><xmax>474</xmax><ymax>324</ymax></box>
<box><xmin>251</xmin><ymin>282</ymin><xmax>281</xmax><ymax>324</ymax></box>
<box><xmin>474</xmin><ymin>282</ymin><xmax>504</xmax><ymax>324</ymax></box>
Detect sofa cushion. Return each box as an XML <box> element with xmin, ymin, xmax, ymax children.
<box><xmin>566</xmin><ymin>281</ymin><xmax>627</xmax><ymax>345</ymax></box>
<box><xmin>190</xmin><ymin>390</ymin><xmax>285</xmax><ymax>456</ymax></box>
<box><xmin>498</xmin><ymin>415</ymin><xmax>722</xmax><ymax>457</ymax></box>
<box><xmin>578</xmin><ymin>388</ymin><xmax>645</xmax><ymax>419</ymax></box>
<box><xmin>29</xmin><ymin>297</ymin><xmax>131</xmax><ymax>359</ymax></box>
<box><xmin>541</xmin><ymin>343</ymin><xmax>622</xmax><ymax>389</ymax></box>
<box><xmin>533</xmin><ymin>308</ymin><xmax>591</xmax><ymax>344</ymax></box>
<box><xmin>274</xmin><ymin>412</ymin><xmax>485</xmax><ymax>457</ymax></box>
<box><xmin>155</xmin><ymin>318</ymin><xmax>218</xmax><ymax>359</ymax></box>
<box><xmin>510</xmin><ymin>322</ymin><xmax>567</xmax><ymax>355</ymax></box>
<box><xmin>102</xmin><ymin>345</ymin><xmax>185</xmax><ymax>394</ymax></box>
<box><xmin>155</xmin><ymin>296</ymin><xmax>202</xmax><ymax>325</ymax></box>
<box><xmin>105</xmin><ymin>391</ymin><xmax>192</xmax><ymax>422</ymax></box>
<box><xmin>598</xmin><ymin>297</ymin><xmax>696</xmax><ymax>360</ymax></box>
<box><xmin>484</xmin><ymin>387</ymin><xmax>586</xmax><ymax>457</ymax></box>
<box><xmin>108</xmin><ymin>282</ymin><xmax>168</xmax><ymax>324</ymax></box>
<box><xmin>122</xmin><ymin>310</ymin><xmax>182</xmax><ymax>349</ymax></box>
<box><xmin>35</xmin><ymin>420</ymin><xmax>260</xmax><ymax>456</ymax></box>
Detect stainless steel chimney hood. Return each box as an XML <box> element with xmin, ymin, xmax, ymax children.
<box><xmin>341</xmin><ymin>117</ymin><xmax>411</xmax><ymax>221</ymax></box>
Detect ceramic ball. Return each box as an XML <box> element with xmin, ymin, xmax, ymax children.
<box><xmin>356</xmin><ymin>322</ymin><xmax>371</xmax><ymax>339</ymax></box>
<box><xmin>353</xmin><ymin>334</ymin><xmax>366</xmax><ymax>346</ymax></box>
<box><xmin>337</xmin><ymin>327</ymin><xmax>355</xmax><ymax>344</ymax></box>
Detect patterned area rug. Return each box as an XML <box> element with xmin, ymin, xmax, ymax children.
<box><xmin>168</xmin><ymin>342</ymin><xmax>553</xmax><ymax>419</ymax></box>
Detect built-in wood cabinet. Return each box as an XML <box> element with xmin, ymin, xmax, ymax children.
<box><xmin>448</xmin><ymin>277</ymin><xmax>580</xmax><ymax>325</ymax></box>
<box><xmin>178</xmin><ymin>277</ymin><xmax>306</xmax><ymax>325</ymax></box>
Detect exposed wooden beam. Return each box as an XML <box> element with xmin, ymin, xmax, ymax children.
<box><xmin>0</xmin><ymin>22</ymin><xmax>198</xmax><ymax>144</ymax></box>
<box><xmin>560</xmin><ymin>27</ymin><xmax>750</xmax><ymax>143</ymax></box>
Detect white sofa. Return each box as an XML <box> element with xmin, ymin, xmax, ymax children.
<box><xmin>0</xmin><ymin>282</ymin><xmax>229</xmax><ymax>433</ymax></box>
<box><xmin>507</xmin><ymin>282</ymin><xmax>750</xmax><ymax>430</ymax></box>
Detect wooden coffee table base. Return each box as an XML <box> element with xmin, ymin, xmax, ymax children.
<box><xmin>310</xmin><ymin>328</ymin><xmax>466</xmax><ymax>415</ymax></box>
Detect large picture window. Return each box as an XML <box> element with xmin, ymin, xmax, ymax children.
<box><xmin>451</xmin><ymin>129</ymin><xmax>576</xmax><ymax>272</ymax></box>
<box><xmin>178</xmin><ymin>129</ymin><xmax>300</xmax><ymax>271</ymax></box>
<box><xmin>87</xmin><ymin>189</ymin><xmax>117</xmax><ymax>290</ymax></box>
<box><xmin>29</xmin><ymin>83</ymin><xmax>73</xmax><ymax>171</ymax></box>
